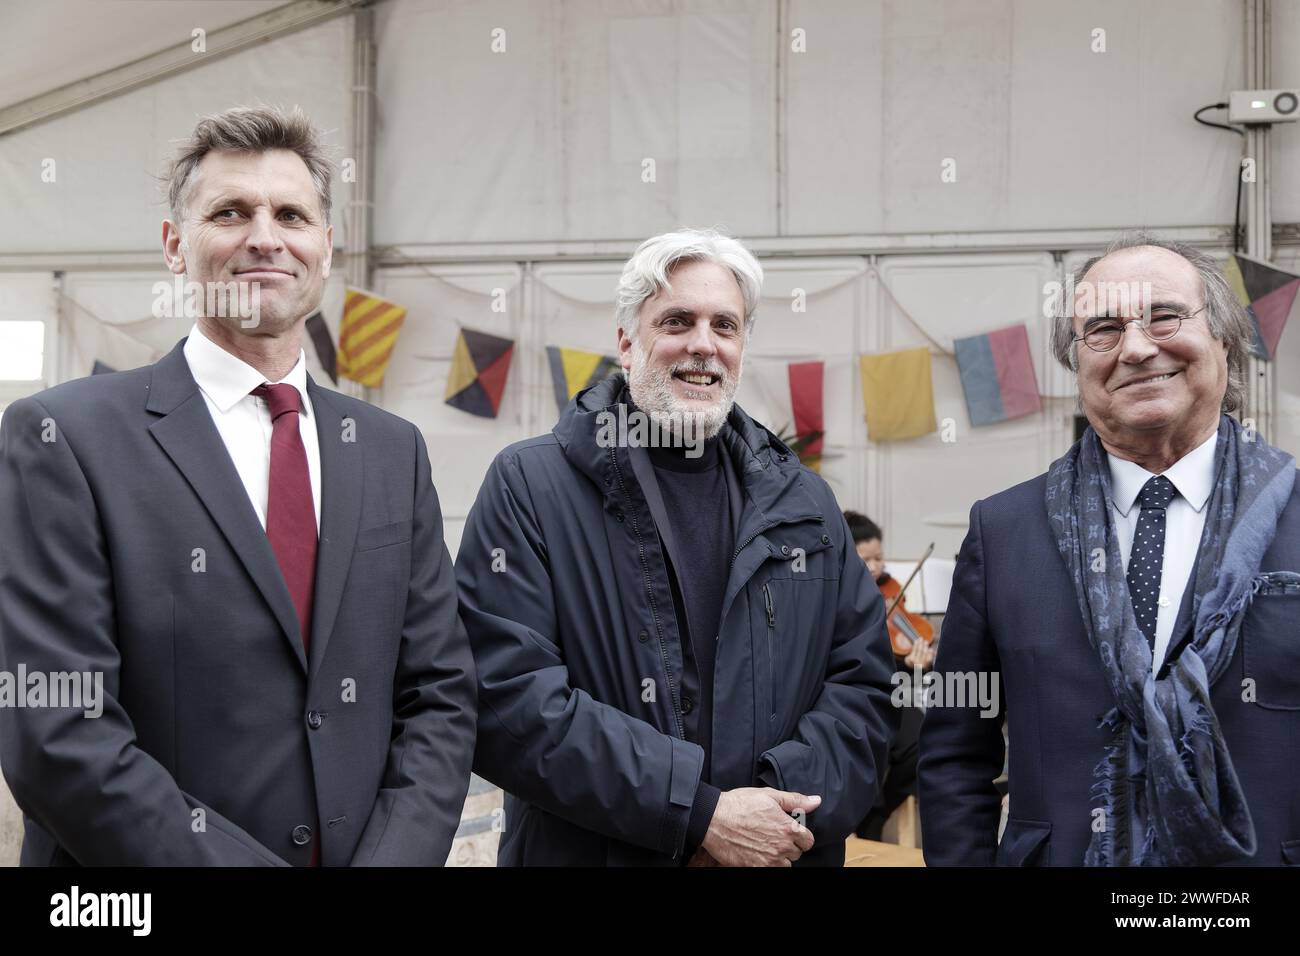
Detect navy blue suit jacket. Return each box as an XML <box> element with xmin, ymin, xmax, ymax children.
<box><xmin>918</xmin><ymin>470</ymin><xmax>1300</xmax><ymax>866</ymax></box>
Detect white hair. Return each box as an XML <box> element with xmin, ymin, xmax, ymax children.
<box><xmin>614</xmin><ymin>228</ymin><xmax>763</xmax><ymax>339</ymax></box>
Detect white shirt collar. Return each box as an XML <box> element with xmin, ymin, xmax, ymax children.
<box><xmin>183</xmin><ymin>323</ymin><xmax>311</xmax><ymax>415</ymax></box>
<box><xmin>1107</xmin><ymin>428</ymin><xmax>1218</xmax><ymax>517</ymax></box>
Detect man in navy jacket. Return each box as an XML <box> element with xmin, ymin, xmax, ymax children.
<box><xmin>457</xmin><ymin>229</ymin><xmax>898</xmax><ymax>866</ymax></box>
<box><xmin>919</xmin><ymin>234</ymin><xmax>1300</xmax><ymax>866</ymax></box>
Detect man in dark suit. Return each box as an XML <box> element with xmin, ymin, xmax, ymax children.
<box><xmin>920</xmin><ymin>233</ymin><xmax>1300</xmax><ymax>866</ymax></box>
<box><xmin>0</xmin><ymin>106</ymin><xmax>476</xmax><ymax>866</ymax></box>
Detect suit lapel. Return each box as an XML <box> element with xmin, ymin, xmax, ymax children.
<box><xmin>146</xmin><ymin>342</ymin><xmax>307</xmax><ymax>672</ymax></box>
<box><xmin>305</xmin><ymin>378</ymin><xmax>363</xmax><ymax>679</ymax></box>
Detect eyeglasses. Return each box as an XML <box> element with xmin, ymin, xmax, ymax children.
<box><xmin>1072</xmin><ymin>304</ymin><xmax>1207</xmax><ymax>353</ymax></box>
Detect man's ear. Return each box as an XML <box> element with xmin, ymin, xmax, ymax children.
<box><xmin>162</xmin><ymin>220</ymin><xmax>185</xmax><ymax>276</ymax></box>
<box><xmin>616</xmin><ymin>325</ymin><xmax>634</xmax><ymax>372</ymax></box>
<box><xmin>321</xmin><ymin>223</ymin><xmax>333</xmax><ymax>279</ymax></box>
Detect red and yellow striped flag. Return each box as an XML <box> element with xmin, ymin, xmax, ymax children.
<box><xmin>337</xmin><ymin>288</ymin><xmax>407</xmax><ymax>387</ymax></box>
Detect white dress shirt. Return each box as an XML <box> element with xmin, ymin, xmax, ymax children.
<box><xmin>1107</xmin><ymin>430</ymin><xmax>1218</xmax><ymax>674</ymax></box>
<box><xmin>183</xmin><ymin>324</ymin><xmax>322</xmax><ymax>532</ymax></box>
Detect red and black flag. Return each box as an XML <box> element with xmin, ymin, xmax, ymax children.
<box><xmin>444</xmin><ymin>327</ymin><xmax>514</xmax><ymax>418</ymax></box>
<box><xmin>1225</xmin><ymin>254</ymin><xmax>1300</xmax><ymax>361</ymax></box>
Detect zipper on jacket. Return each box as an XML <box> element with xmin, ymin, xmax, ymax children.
<box><xmin>763</xmin><ymin>582</ymin><xmax>776</xmax><ymax>720</ymax></box>
<box><xmin>609</xmin><ymin>448</ymin><xmax>686</xmax><ymax>742</ymax></box>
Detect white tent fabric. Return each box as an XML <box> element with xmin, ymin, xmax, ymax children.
<box><xmin>365</xmin><ymin>0</ymin><xmax>1285</xmax><ymax>242</ymax></box>
<box><xmin>3</xmin><ymin>1</ymin><xmax>1298</xmax><ymax>252</ymax></box>
<box><xmin>4</xmin><ymin>0</ymin><xmax>1300</xmax><ymax>868</ymax></box>
<box><xmin>372</xmin><ymin>0</ymin><xmax>778</xmax><ymax>244</ymax></box>
<box><xmin>0</xmin><ymin>18</ymin><xmax>353</xmax><ymax>254</ymax></box>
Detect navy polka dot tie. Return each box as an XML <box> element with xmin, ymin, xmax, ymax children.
<box><xmin>1126</xmin><ymin>475</ymin><xmax>1177</xmax><ymax>646</ymax></box>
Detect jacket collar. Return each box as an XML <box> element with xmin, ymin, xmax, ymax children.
<box><xmin>182</xmin><ymin>322</ymin><xmax>312</xmax><ymax>416</ymax></box>
<box><xmin>146</xmin><ymin>339</ymin><xmax>361</xmax><ymax>678</ymax></box>
<box><xmin>552</xmin><ymin>375</ymin><xmax>827</xmax><ymax>536</ymax></box>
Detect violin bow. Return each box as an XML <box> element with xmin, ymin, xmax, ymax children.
<box><xmin>883</xmin><ymin>541</ymin><xmax>935</xmax><ymax>619</ymax></box>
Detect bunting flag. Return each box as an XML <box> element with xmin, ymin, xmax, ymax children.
<box><xmin>1224</xmin><ymin>254</ymin><xmax>1300</xmax><ymax>361</ymax></box>
<box><xmin>787</xmin><ymin>360</ymin><xmax>825</xmax><ymax>471</ymax></box>
<box><xmin>858</xmin><ymin>347</ymin><xmax>936</xmax><ymax>442</ymax></box>
<box><xmin>545</xmin><ymin>346</ymin><xmax>620</xmax><ymax>412</ymax></box>
<box><xmin>445</xmin><ymin>327</ymin><xmax>515</xmax><ymax>418</ymax></box>
<box><xmin>337</xmin><ymin>288</ymin><xmax>406</xmax><ymax>387</ymax></box>
<box><xmin>91</xmin><ymin>360</ymin><xmax>116</xmax><ymax>375</ymax></box>
<box><xmin>304</xmin><ymin>311</ymin><xmax>337</xmax><ymax>385</ymax></box>
<box><xmin>953</xmin><ymin>324</ymin><xmax>1042</xmax><ymax>427</ymax></box>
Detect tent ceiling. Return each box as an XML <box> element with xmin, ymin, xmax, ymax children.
<box><xmin>0</xmin><ymin>1</ymin><xmax>290</xmax><ymax>108</ymax></box>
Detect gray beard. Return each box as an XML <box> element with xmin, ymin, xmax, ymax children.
<box><xmin>625</xmin><ymin>339</ymin><xmax>740</xmax><ymax>440</ymax></box>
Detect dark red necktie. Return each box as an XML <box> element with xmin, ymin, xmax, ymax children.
<box><xmin>252</xmin><ymin>383</ymin><xmax>317</xmax><ymax>652</ymax></box>
<box><xmin>253</xmin><ymin>383</ymin><xmax>321</xmax><ymax>866</ymax></box>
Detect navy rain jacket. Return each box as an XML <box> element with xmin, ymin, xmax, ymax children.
<box><xmin>456</xmin><ymin>376</ymin><xmax>898</xmax><ymax>865</ymax></box>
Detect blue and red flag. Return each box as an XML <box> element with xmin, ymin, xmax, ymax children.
<box><xmin>953</xmin><ymin>323</ymin><xmax>1041</xmax><ymax>427</ymax></box>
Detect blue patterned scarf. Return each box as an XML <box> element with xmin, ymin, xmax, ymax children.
<box><xmin>1046</xmin><ymin>415</ymin><xmax>1294</xmax><ymax>865</ymax></box>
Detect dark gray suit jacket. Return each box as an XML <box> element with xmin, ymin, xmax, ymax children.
<box><xmin>0</xmin><ymin>339</ymin><xmax>477</xmax><ymax>866</ymax></box>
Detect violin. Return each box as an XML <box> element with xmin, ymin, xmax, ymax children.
<box><xmin>879</xmin><ymin>542</ymin><xmax>935</xmax><ymax>659</ymax></box>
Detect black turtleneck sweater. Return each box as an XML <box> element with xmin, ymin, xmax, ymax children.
<box><xmin>646</xmin><ymin>436</ymin><xmax>732</xmax><ymax>851</ymax></box>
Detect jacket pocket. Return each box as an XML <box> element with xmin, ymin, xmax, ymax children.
<box><xmin>1242</xmin><ymin>572</ymin><xmax>1300</xmax><ymax>710</ymax></box>
<box><xmin>355</xmin><ymin>520</ymin><xmax>411</xmax><ymax>552</ymax></box>
<box><xmin>1282</xmin><ymin>839</ymin><xmax>1300</xmax><ymax>866</ymax></box>
<box><xmin>996</xmin><ymin>818</ymin><xmax>1051</xmax><ymax>866</ymax></box>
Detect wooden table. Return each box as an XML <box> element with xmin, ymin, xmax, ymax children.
<box><xmin>843</xmin><ymin>837</ymin><xmax>925</xmax><ymax>867</ymax></box>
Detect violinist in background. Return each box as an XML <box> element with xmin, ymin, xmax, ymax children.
<box><xmin>845</xmin><ymin>511</ymin><xmax>935</xmax><ymax>841</ymax></box>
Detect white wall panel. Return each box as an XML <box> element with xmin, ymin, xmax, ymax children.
<box><xmin>1272</xmin><ymin>0</ymin><xmax>1300</xmax><ymax>223</ymax></box>
<box><xmin>780</xmin><ymin>0</ymin><xmax>1256</xmax><ymax>235</ymax></box>
<box><xmin>0</xmin><ymin>18</ymin><xmax>353</xmax><ymax>254</ymax></box>
<box><xmin>871</xmin><ymin>253</ymin><xmax>1071</xmax><ymax>560</ymax></box>
<box><xmin>782</xmin><ymin>1</ymin><xmax>885</xmax><ymax>235</ymax></box>
<box><xmin>736</xmin><ymin>258</ymin><xmax>869</xmax><ymax>510</ymax></box>
<box><xmin>373</xmin><ymin>0</ymin><xmax>778</xmax><ymax>245</ymax></box>
<box><xmin>1007</xmin><ymin>0</ymin><xmax>1244</xmax><ymax>231</ymax></box>
<box><xmin>372</xmin><ymin>265</ymin><xmax>526</xmax><ymax>556</ymax></box>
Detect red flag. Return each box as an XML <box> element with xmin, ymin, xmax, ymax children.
<box><xmin>787</xmin><ymin>361</ymin><xmax>825</xmax><ymax>470</ymax></box>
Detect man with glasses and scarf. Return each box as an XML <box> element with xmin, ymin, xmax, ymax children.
<box><xmin>920</xmin><ymin>233</ymin><xmax>1300</xmax><ymax>866</ymax></box>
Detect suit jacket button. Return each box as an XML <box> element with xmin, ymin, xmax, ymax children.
<box><xmin>292</xmin><ymin>825</ymin><xmax>313</xmax><ymax>846</ymax></box>
<box><xmin>307</xmin><ymin>711</ymin><xmax>323</xmax><ymax>730</ymax></box>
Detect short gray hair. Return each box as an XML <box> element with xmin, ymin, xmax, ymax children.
<box><xmin>1050</xmin><ymin>232</ymin><xmax>1253</xmax><ymax>415</ymax></box>
<box><xmin>165</xmin><ymin>105</ymin><xmax>333</xmax><ymax>225</ymax></box>
<box><xmin>615</xmin><ymin>228</ymin><xmax>763</xmax><ymax>338</ymax></box>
